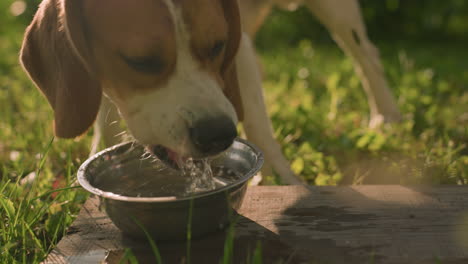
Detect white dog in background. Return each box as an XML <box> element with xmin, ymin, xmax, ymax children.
<box><xmin>229</xmin><ymin>0</ymin><xmax>401</xmax><ymax>184</ymax></box>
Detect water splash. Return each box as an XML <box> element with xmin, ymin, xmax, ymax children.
<box><xmin>180</xmin><ymin>158</ymin><xmax>216</xmax><ymax>194</ymax></box>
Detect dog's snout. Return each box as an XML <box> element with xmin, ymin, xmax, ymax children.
<box><xmin>190</xmin><ymin>116</ymin><xmax>237</xmax><ymax>155</ymax></box>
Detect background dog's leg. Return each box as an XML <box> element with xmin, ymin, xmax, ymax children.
<box><xmin>238</xmin><ymin>0</ymin><xmax>272</xmax><ymax>37</ymax></box>
<box><xmin>236</xmin><ymin>33</ymin><xmax>304</xmax><ymax>185</ymax></box>
<box><xmin>305</xmin><ymin>0</ymin><xmax>401</xmax><ymax>127</ymax></box>
<box><xmin>91</xmin><ymin>96</ymin><xmax>124</xmax><ymax>155</ymax></box>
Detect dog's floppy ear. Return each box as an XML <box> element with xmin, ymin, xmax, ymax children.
<box><xmin>220</xmin><ymin>0</ymin><xmax>244</xmax><ymax>121</ymax></box>
<box><xmin>20</xmin><ymin>0</ymin><xmax>101</xmax><ymax>138</ymax></box>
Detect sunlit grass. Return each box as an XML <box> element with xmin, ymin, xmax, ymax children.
<box><xmin>258</xmin><ymin>40</ymin><xmax>467</xmax><ymax>185</ymax></box>
<box><xmin>0</xmin><ymin>138</ymin><xmax>88</xmax><ymax>262</ymax></box>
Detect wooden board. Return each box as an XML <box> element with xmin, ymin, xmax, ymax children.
<box><xmin>44</xmin><ymin>185</ymin><xmax>468</xmax><ymax>264</ymax></box>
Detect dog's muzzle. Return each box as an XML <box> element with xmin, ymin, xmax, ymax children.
<box><xmin>149</xmin><ymin>115</ymin><xmax>237</xmax><ymax>169</ymax></box>
<box><xmin>189</xmin><ymin>115</ymin><xmax>237</xmax><ymax>156</ymax></box>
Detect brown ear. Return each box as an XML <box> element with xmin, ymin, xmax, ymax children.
<box><xmin>220</xmin><ymin>0</ymin><xmax>244</xmax><ymax>121</ymax></box>
<box><xmin>20</xmin><ymin>0</ymin><xmax>101</xmax><ymax>138</ymax></box>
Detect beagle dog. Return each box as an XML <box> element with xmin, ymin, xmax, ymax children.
<box><xmin>21</xmin><ymin>0</ymin><xmax>400</xmax><ymax>185</ymax></box>
<box><xmin>20</xmin><ymin>0</ymin><xmax>244</xmax><ymax>169</ymax></box>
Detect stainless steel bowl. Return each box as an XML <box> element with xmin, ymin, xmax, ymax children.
<box><xmin>77</xmin><ymin>138</ymin><xmax>263</xmax><ymax>240</ymax></box>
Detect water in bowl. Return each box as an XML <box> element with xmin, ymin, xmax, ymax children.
<box><xmin>92</xmin><ymin>156</ymin><xmax>240</xmax><ymax>198</ymax></box>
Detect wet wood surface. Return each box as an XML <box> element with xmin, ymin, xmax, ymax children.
<box><xmin>44</xmin><ymin>185</ymin><xmax>468</xmax><ymax>264</ymax></box>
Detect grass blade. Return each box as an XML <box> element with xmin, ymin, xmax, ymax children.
<box><xmin>130</xmin><ymin>215</ymin><xmax>162</xmax><ymax>263</ymax></box>
<box><xmin>186</xmin><ymin>198</ymin><xmax>194</xmax><ymax>264</ymax></box>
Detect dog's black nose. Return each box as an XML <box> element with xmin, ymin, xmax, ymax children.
<box><xmin>190</xmin><ymin>116</ymin><xmax>237</xmax><ymax>155</ymax></box>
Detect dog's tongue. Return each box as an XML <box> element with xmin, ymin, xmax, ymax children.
<box><xmin>166</xmin><ymin>148</ymin><xmax>181</xmax><ymax>165</ymax></box>
<box><xmin>149</xmin><ymin>145</ymin><xmax>185</xmax><ymax>169</ymax></box>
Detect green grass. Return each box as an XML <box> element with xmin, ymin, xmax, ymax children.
<box><xmin>1</xmin><ymin>1</ymin><xmax>467</xmax><ymax>263</ymax></box>
<box><xmin>258</xmin><ymin>40</ymin><xmax>467</xmax><ymax>185</ymax></box>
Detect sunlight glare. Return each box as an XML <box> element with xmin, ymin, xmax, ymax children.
<box><xmin>10</xmin><ymin>1</ymin><xmax>26</xmax><ymax>17</ymax></box>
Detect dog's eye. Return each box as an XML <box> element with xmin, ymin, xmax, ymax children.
<box><xmin>121</xmin><ymin>55</ymin><xmax>164</xmax><ymax>74</ymax></box>
<box><xmin>208</xmin><ymin>41</ymin><xmax>225</xmax><ymax>59</ymax></box>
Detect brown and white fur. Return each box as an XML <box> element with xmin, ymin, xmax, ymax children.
<box><xmin>235</xmin><ymin>0</ymin><xmax>402</xmax><ymax>184</ymax></box>
<box><xmin>21</xmin><ymin>0</ymin><xmax>244</xmax><ymax>169</ymax></box>
<box><xmin>21</xmin><ymin>0</ymin><xmax>400</xmax><ymax>185</ymax></box>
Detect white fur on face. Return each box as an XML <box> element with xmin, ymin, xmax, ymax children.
<box><xmin>111</xmin><ymin>0</ymin><xmax>237</xmax><ymax>157</ymax></box>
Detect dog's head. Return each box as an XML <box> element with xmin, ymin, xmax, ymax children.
<box><xmin>20</xmin><ymin>0</ymin><xmax>244</xmax><ymax>163</ymax></box>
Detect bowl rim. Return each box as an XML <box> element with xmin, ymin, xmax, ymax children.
<box><xmin>77</xmin><ymin>138</ymin><xmax>263</xmax><ymax>203</ymax></box>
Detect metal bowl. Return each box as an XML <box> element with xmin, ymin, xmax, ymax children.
<box><xmin>77</xmin><ymin>138</ymin><xmax>263</xmax><ymax>240</ymax></box>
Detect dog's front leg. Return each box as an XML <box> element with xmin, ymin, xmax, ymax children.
<box><xmin>305</xmin><ymin>0</ymin><xmax>401</xmax><ymax>127</ymax></box>
<box><xmin>236</xmin><ymin>33</ymin><xmax>304</xmax><ymax>185</ymax></box>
